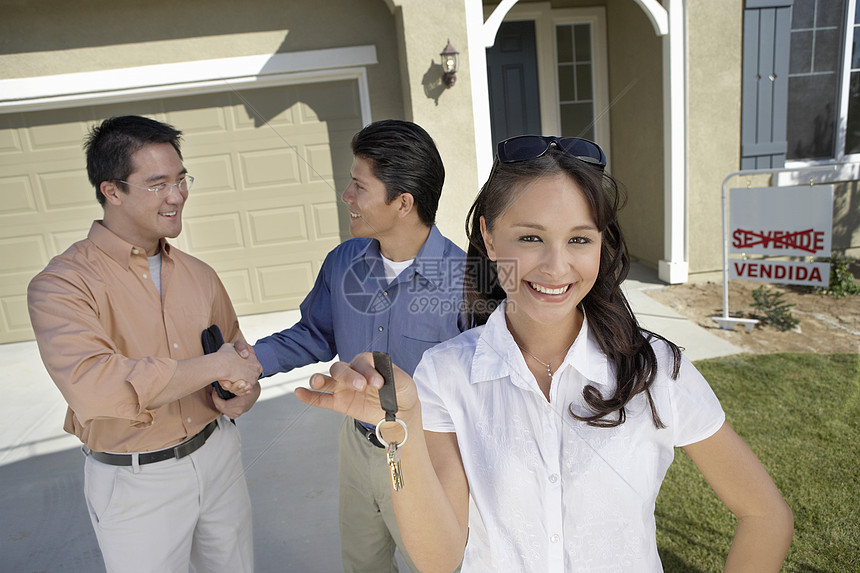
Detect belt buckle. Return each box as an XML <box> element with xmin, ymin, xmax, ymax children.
<box><xmin>172</xmin><ymin>418</ymin><xmax>216</xmax><ymax>460</ymax></box>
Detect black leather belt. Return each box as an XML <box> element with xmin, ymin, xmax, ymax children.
<box><xmin>354</xmin><ymin>419</ymin><xmax>385</xmax><ymax>448</ymax></box>
<box><xmin>87</xmin><ymin>419</ymin><xmax>219</xmax><ymax>466</ymax></box>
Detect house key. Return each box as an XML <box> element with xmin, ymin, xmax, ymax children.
<box><xmin>373</xmin><ymin>352</ymin><xmax>407</xmax><ymax>491</ymax></box>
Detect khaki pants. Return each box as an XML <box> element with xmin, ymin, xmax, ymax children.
<box><xmin>338</xmin><ymin>417</ymin><xmax>420</xmax><ymax>573</ymax></box>
<box><xmin>83</xmin><ymin>416</ymin><xmax>253</xmax><ymax>573</ymax></box>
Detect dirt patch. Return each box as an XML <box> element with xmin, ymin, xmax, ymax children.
<box><xmin>645</xmin><ymin>280</ymin><xmax>860</xmax><ymax>355</ymax></box>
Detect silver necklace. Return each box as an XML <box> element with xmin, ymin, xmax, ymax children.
<box><xmin>516</xmin><ymin>342</ymin><xmax>572</xmax><ymax>379</ymax></box>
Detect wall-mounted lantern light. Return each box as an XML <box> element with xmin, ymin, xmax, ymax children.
<box><xmin>441</xmin><ymin>40</ymin><xmax>459</xmax><ymax>88</ymax></box>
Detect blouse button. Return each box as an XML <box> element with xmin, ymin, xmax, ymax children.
<box><xmin>132</xmin><ymin>248</ymin><xmax>139</xmax><ymax>255</ymax></box>
<box><xmin>549</xmin><ymin>474</ymin><xmax>559</xmax><ymax>484</ymax></box>
<box><xmin>550</xmin><ymin>534</ymin><xmax>560</xmax><ymax>543</ymax></box>
<box><xmin>142</xmin><ymin>273</ymin><xmax>148</xmax><ymax>279</ymax></box>
<box><xmin>378</xmin><ymin>326</ymin><xmax>384</xmax><ymax>332</ymax></box>
<box><xmin>173</xmin><ymin>343</ymin><xmax>179</xmax><ymax>349</ymax></box>
<box><xmin>186</xmin><ymin>417</ymin><xmax>192</xmax><ymax>423</ymax></box>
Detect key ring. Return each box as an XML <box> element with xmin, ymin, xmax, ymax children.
<box><xmin>375</xmin><ymin>417</ymin><xmax>408</xmax><ymax>448</ymax></box>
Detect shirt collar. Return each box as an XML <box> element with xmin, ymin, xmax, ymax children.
<box><xmin>88</xmin><ymin>220</ymin><xmax>171</xmax><ymax>268</ymax></box>
<box><xmin>566</xmin><ymin>311</ymin><xmax>612</xmax><ymax>388</ymax></box>
<box><xmin>471</xmin><ymin>301</ymin><xmax>611</xmax><ymax>390</ymax></box>
<box><xmin>413</xmin><ymin>225</ymin><xmax>452</xmax><ymax>289</ymax></box>
<box><xmin>359</xmin><ymin>225</ymin><xmax>450</xmax><ymax>288</ymax></box>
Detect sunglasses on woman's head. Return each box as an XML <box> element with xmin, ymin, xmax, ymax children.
<box><xmin>496</xmin><ymin>135</ymin><xmax>606</xmax><ymax>171</ymax></box>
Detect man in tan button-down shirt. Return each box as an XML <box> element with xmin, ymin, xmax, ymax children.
<box><xmin>28</xmin><ymin>115</ymin><xmax>262</xmax><ymax>573</ymax></box>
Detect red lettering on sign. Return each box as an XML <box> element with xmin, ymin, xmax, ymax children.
<box><xmin>732</xmin><ymin>261</ymin><xmax>825</xmax><ymax>285</ymax></box>
<box><xmin>731</xmin><ymin>228</ymin><xmax>822</xmax><ymax>253</ymax></box>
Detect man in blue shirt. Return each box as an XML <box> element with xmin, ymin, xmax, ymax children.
<box><xmin>253</xmin><ymin>120</ymin><xmax>466</xmax><ymax>572</ymax></box>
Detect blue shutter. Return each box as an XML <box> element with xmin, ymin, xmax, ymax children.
<box><xmin>741</xmin><ymin>0</ymin><xmax>792</xmax><ymax>169</ymax></box>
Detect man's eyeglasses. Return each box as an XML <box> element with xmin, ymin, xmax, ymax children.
<box><xmin>117</xmin><ymin>175</ymin><xmax>194</xmax><ymax>198</ymax></box>
<box><xmin>497</xmin><ymin>136</ymin><xmax>606</xmax><ymax>170</ymax></box>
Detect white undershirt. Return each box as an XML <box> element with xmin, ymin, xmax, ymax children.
<box><xmin>380</xmin><ymin>254</ymin><xmax>414</xmax><ymax>284</ymax></box>
<box><xmin>148</xmin><ymin>252</ymin><xmax>162</xmax><ymax>295</ymax></box>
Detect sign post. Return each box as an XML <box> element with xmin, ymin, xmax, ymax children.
<box><xmin>713</xmin><ymin>173</ymin><xmax>835</xmax><ymax>331</ymax></box>
<box><xmin>728</xmin><ymin>185</ymin><xmax>833</xmax><ymax>287</ymax></box>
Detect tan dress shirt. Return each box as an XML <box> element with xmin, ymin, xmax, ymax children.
<box><xmin>28</xmin><ymin>221</ymin><xmax>243</xmax><ymax>453</ymax></box>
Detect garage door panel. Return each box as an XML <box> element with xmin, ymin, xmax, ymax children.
<box><xmin>298</xmin><ymin>82</ymin><xmax>362</xmax><ymax>124</ymax></box>
<box><xmin>258</xmin><ymin>262</ymin><xmax>316</xmax><ymax>301</ymax></box>
<box><xmin>239</xmin><ymin>148</ymin><xmax>302</xmax><ymax>188</ymax></box>
<box><xmin>0</xmin><ymin>118</ymin><xmax>23</xmax><ymax>153</ymax></box>
<box><xmin>183</xmin><ymin>213</ymin><xmax>245</xmax><ymax>253</ymax></box>
<box><xmin>0</xmin><ymin>235</ymin><xmax>49</xmax><ymax>275</ymax></box>
<box><xmin>1</xmin><ymin>295</ymin><xmax>30</xmax><ymax>335</ymax></box>
<box><xmin>218</xmin><ymin>270</ymin><xmax>254</xmax><ymax>307</ymax></box>
<box><xmin>0</xmin><ymin>78</ymin><xmax>362</xmax><ymax>343</ymax></box>
<box><xmin>164</xmin><ymin>101</ymin><xmax>229</xmax><ymax>135</ymax></box>
<box><xmin>219</xmin><ymin>184</ymin><xmax>340</xmax><ymax>209</ymax></box>
<box><xmin>0</xmin><ymin>175</ymin><xmax>38</xmax><ymax>215</ymax></box>
<box><xmin>93</xmin><ymin>100</ymin><xmax>166</xmax><ymax>126</ymax></box>
<box><xmin>40</xmin><ymin>170</ymin><xmax>93</xmax><ymax>210</ymax></box>
<box><xmin>185</xmin><ymin>154</ymin><xmax>236</xmax><ymax>194</ymax></box>
<box><xmin>231</xmin><ymin>81</ymin><xmax>361</xmax><ymax>134</ymax></box>
<box><xmin>305</xmin><ymin>143</ymin><xmax>337</xmax><ymax>182</ymax></box>
<box><xmin>312</xmin><ymin>202</ymin><xmax>342</xmax><ymax>239</ymax></box>
<box><xmin>52</xmin><ymin>229</ymin><xmax>93</xmax><ymax>255</ymax></box>
<box><xmin>231</xmin><ymin>88</ymin><xmax>298</xmax><ymax>131</ymax></box>
<box><xmin>248</xmin><ymin>206</ymin><xmax>309</xmax><ymax>246</ymax></box>
<box><xmin>25</xmin><ymin>108</ymin><xmax>94</xmax><ymax>151</ymax></box>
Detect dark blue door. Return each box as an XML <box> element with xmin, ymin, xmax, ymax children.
<box><xmin>486</xmin><ymin>20</ymin><xmax>542</xmax><ymax>147</ymax></box>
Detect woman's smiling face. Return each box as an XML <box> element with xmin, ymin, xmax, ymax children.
<box><xmin>480</xmin><ymin>172</ymin><xmax>601</xmax><ymax>329</ymax></box>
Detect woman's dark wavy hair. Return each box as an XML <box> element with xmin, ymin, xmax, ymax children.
<box><xmin>464</xmin><ymin>149</ymin><xmax>681</xmax><ymax>428</ymax></box>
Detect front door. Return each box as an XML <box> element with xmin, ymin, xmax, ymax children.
<box><xmin>486</xmin><ymin>20</ymin><xmax>542</xmax><ymax>147</ymax></box>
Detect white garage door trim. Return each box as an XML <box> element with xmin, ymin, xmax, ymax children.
<box><xmin>0</xmin><ymin>45</ymin><xmax>376</xmax><ymax>127</ymax></box>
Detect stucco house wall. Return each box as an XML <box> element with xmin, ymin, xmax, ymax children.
<box><xmin>605</xmin><ymin>0</ymin><xmax>666</xmax><ymax>268</ymax></box>
<box><xmin>1</xmin><ymin>0</ymin><xmax>405</xmax><ymax>121</ymax></box>
<box><xmin>686</xmin><ymin>0</ymin><xmax>744</xmax><ymax>277</ymax></box>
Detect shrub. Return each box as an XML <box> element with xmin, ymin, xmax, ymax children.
<box><xmin>750</xmin><ymin>286</ymin><xmax>800</xmax><ymax>331</ymax></box>
<box><xmin>820</xmin><ymin>251</ymin><xmax>860</xmax><ymax>298</ymax></box>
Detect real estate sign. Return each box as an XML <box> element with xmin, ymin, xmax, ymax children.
<box><xmin>728</xmin><ymin>186</ymin><xmax>833</xmax><ymax>287</ymax></box>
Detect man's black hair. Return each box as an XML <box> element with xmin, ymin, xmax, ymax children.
<box><xmin>351</xmin><ymin>119</ymin><xmax>444</xmax><ymax>226</ymax></box>
<box><xmin>84</xmin><ymin>115</ymin><xmax>183</xmax><ymax>206</ymax></box>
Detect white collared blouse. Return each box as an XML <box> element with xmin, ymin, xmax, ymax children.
<box><xmin>415</xmin><ymin>301</ymin><xmax>725</xmax><ymax>572</ymax></box>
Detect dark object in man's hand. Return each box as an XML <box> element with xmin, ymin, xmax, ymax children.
<box><xmin>201</xmin><ymin>324</ymin><xmax>236</xmax><ymax>400</ymax></box>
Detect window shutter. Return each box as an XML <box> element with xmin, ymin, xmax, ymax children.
<box><xmin>741</xmin><ymin>0</ymin><xmax>792</xmax><ymax>169</ymax></box>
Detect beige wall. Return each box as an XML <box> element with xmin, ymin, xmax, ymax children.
<box><xmin>686</xmin><ymin>0</ymin><xmax>744</xmax><ymax>277</ymax></box>
<box><xmin>605</xmin><ymin>0</ymin><xmax>665</xmax><ymax>269</ymax></box>
<box><xmin>0</xmin><ymin>0</ymin><xmax>405</xmax><ymax>132</ymax></box>
<box><xmin>834</xmin><ymin>181</ymin><xmax>860</xmax><ymax>259</ymax></box>
<box><xmin>389</xmin><ymin>0</ymin><xmax>480</xmax><ymax>248</ymax></box>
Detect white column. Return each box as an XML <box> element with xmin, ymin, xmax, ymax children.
<box><xmin>467</xmin><ymin>0</ymin><xmax>511</xmax><ymax>183</ymax></box>
<box><xmin>658</xmin><ymin>0</ymin><xmax>689</xmax><ymax>284</ymax></box>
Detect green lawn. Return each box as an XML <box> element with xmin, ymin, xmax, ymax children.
<box><xmin>656</xmin><ymin>353</ymin><xmax>860</xmax><ymax>572</ymax></box>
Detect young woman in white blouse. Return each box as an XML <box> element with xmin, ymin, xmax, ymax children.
<box><xmin>297</xmin><ymin>136</ymin><xmax>793</xmax><ymax>572</ymax></box>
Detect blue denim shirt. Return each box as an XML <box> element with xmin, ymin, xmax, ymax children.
<box><xmin>254</xmin><ymin>225</ymin><xmax>467</xmax><ymax>378</ymax></box>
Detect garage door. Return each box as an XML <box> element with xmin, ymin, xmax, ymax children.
<box><xmin>0</xmin><ymin>80</ymin><xmax>362</xmax><ymax>343</ymax></box>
